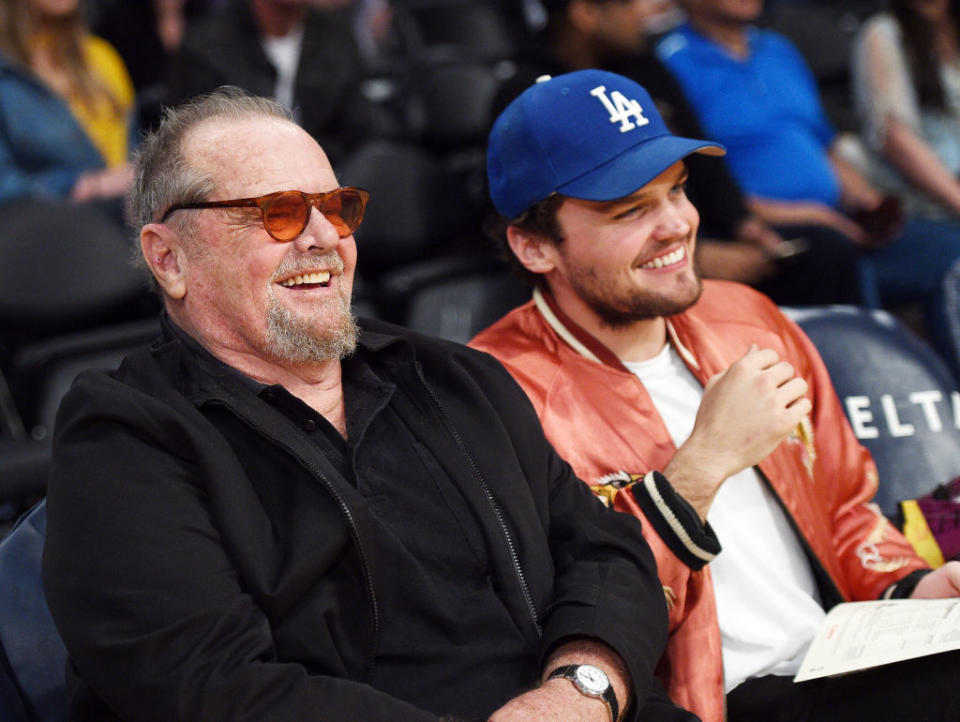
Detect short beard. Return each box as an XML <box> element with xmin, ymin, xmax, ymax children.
<box><xmin>265</xmin><ymin>252</ymin><xmax>360</xmax><ymax>363</ymax></box>
<box><xmin>266</xmin><ymin>295</ymin><xmax>359</xmax><ymax>363</ymax></box>
<box><xmin>570</xmin><ymin>260</ymin><xmax>704</xmax><ymax>329</ymax></box>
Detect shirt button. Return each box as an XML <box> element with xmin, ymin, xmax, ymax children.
<box><xmin>303</xmin><ymin>418</ymin><xmax>317</xmax><ymax>432</ymax></box>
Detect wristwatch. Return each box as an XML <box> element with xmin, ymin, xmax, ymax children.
<box><xmin>547</xmin><ymin>663</ymin><xmax>619</xmax><ymax>722</ymax></box>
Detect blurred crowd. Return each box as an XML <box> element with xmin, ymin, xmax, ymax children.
<box><xmin>4</xmin><ymin>0</ymin><xmax>960</xmax><ymax>376</ymax></box>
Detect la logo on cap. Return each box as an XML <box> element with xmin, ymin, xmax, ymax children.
<box><xmin>590</xmin><ymin>85</ymin><xmax>649</xmax><ymax>134</ymax></box>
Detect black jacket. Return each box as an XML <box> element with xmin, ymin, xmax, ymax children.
<box><xmin>43</xmin><ymin>318</ymin><xmax>672</xmax><ymax>721</ymax></box>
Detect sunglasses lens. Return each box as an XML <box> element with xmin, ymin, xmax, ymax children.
<box><xmin>259</xmin><ymin>189</ymin><xmax>368</xmax><ymax>241</ymax></box>
<box><xmin>322</xmin><ymin>189</ymin><xmax>367</xmax><ymax>238</ymax></box>
<box><xmin>264</xmin><ymin>192</ymin><xmax>309</xmax><ymax>240</ymax></box>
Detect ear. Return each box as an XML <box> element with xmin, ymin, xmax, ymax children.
<box><xmin>506</xmin><ymin>225</ymin><xmax>560</xmax><ymax>275</ymax></box>
<box><xmin>568</xmin><ymin>0</ymin><xmax>600</xmax><ymax>33</ymax></box>
<box><xmin>140</xmin><ymin>222</ymin><xmax>187</xmax><ymax>300</ymax></box>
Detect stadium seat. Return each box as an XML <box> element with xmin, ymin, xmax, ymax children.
<box><xmin>784</xmin><ymin>305</ymin><xmax>960</xmax><ymax>517</ymax></box>
<box><xmin>0</xmin><ymin>501</ymin><xmax>66</xmax><ymax>722</ymax></box>
<box><xmin>0</xmin><ymin>199</ymin><xmax>159</xmax><ymax>516</ymax></box>
<box><xmin>0</xmin><ymin>199</ymin><xmax>151</xmax><ymax>350</ymax></box>
<box><xmin>406</xmin><ymin>60</ymin><xmax>508</xmax><ymax>152</ymax></box>
<box><xmin>398</xmin><ymin>0</ymin><xmax>518</xmax><ymax>62</ymax></box>
<box><xmin>340</xmin><ymin>140</ymin><xmax>465</xmax><ymax>283</ymax></box>
<box><xmin>403</xmin><ymin>267</ymin><xmax>529</xmax><ymax>343</ymax></box>
<box><xmin>0</xmin><ymin>319</ymin><xmax>160</xmax><ymax>516</ymax></box>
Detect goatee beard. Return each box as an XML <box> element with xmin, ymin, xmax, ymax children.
<box><xmin>265</xmin><ymin>251</ymin><xmax>360</xmax><ymax>363</ymax></box>
<box><xmin>266</xmin><ymin>295</ymin><xmax>359</xmax><ymax>363</ymax></box>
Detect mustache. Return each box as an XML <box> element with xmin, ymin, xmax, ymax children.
<box><xmin>271</xmin><ymin>251</ymin><xmax>344</xmax><ymax>281</ymax></box>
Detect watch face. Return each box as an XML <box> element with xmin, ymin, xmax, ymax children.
<box><xmin>575</xmin><ymin>664</ymin><xmax>609</xmax><ymax>695</ymax></box>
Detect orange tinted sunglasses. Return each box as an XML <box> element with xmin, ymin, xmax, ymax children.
<box><xmin>160</xmin><ymin>187</ymin><xmax>370</xmax><ymax>241</ymax></box>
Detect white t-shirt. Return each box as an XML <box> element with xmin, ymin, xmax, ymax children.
<box><xmin>261</xmin><ymin>24</ymin><xmax>305</xmax><ymax>116</ymax></box>
<box><xmin>624</xmin><ymin>344</ymin><xmax>826</xmax><ymax>692</ymax></box>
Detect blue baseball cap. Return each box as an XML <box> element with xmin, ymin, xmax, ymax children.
<box><xmin>487</xmin><ymin>69</ymin><xmax>725</xmax><ymax>218</ymax></box>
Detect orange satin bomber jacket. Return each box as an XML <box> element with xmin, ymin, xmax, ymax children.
<box><xmin>471</xmin><ymin>280</ymin><xmax>928</xmax><ymax>722</ymax></box>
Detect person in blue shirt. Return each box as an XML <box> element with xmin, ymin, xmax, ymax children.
<box><xmin>657</xmin><ymin>0</ymin><xmax>960</xmax><ymax>379</ymax></box>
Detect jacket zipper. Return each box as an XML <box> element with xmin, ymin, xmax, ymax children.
<box><xmin>206</xmin><ymin>399</ymin><xmax>382</xmax><ymax>670</ymax></box>
<box><xmin>413</xmin><ymin>363</ymin><xmax>543</xmax><ymax>638</ymax></box>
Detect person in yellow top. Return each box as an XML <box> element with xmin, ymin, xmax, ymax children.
<box><xmin>0</xmin><ymin>0</ymin><xmax>135</xmax><ymax>204</ymax></box>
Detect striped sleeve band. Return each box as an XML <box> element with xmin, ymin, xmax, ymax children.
<box><xmin>630</xmin><ymin>470</ymin><xmax>721</xmax><ymax>570</ymax></box>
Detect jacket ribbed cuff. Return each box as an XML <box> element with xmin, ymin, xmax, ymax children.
<box><xmin>881</xmin><ymin>569</ymin><xmax>932</xmax><ymax>599</ymax></box>
<box><xmin>629</xmin><ymin>471</ymin><xmax>720</xmax><ymax>570</ymax></box>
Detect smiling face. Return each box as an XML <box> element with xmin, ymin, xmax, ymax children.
<box><xmin>544</xmin><ymin>161</ymin><xmax>702</xmax><ymax>328</ymax></box>
<box><xmin>171</xmin><ymin>115</ymin><xmax>358</xmax><ymax>365</ymax></box>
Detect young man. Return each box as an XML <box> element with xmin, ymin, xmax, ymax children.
<box><xmin>471</xmin><ymin>69</ymin><xmax>960</xmax><ymax>721</ymax></box>
<box><xmin>41</xmin><ymin>88</ymin><xmax>686</xmax><ymax>722</ymax></box>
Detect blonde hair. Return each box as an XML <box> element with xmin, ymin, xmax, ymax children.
<box><xmin>0</xmin><ymin>0</ymin><xmax>119</xmax><ymax>113</ymax></box>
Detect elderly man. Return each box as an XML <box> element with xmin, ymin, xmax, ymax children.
<box><xmin>471</xmin><ymin>70</ymin><xmax>960</xmax><ymax>721</ymax></box>
<box><xmin>41</xmin><ymin>89</ymin><xmax>684</xmax><ymax>722</ymax></box>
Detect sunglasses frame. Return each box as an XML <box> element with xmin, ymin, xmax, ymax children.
<box><xmin>159</xmin><ymin>187</ymin><xmax>370</xmax><ymax>241</ymax></box>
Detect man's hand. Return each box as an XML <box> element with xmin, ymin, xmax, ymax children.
<box><xmin>488</xmin><ymin>678</ymin><xmax>610</xmax><ymax>722</ymax></box>
<box><xmin>664</xmin><ymin>346</ymin><xmax>812</xmax><ymax>520</ymax></box>
<box><xmin>71</xmin><ymin>164</ymin><xmax>135</xmax><ymax>202</ymax></box>
<box><xmin>828</xmin><ymin>144</ymin><xmax>885</xmax><ymax>213</ymax></box>
<box><xmin>748</xmin><ymin>197</ymin><xmax>870</xmax><ymax>244</ymax></box>
<box><xmin>910</xmin><ymin>561</ymin><xmax>960</xmax><ymax>599</ymax></box>
<box><xmin>490</xmin><ymin>639</ymin><xmax>630</xmax><ymax>722</ymax></box>
<box><xmin>733</xmin><ymin>214</ymin><xmax>783</xmax><ymax>253</ymax></box>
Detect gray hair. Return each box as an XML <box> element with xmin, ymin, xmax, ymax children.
<box><xmin>127</xmin><ymin>87</ymin><xmax>295</xmax><ymax>275</ymax></box>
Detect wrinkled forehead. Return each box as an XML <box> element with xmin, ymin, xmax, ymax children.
<box><xmin>183</xmin><ymin>116</ymin><xmax>337</xmax><ymax>198</ymax></box>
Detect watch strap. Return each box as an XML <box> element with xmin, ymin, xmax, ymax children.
<box><xmin>548</xmin><ymin>664</ymin><xmax>620</xmax><ymax>722</ymax></box>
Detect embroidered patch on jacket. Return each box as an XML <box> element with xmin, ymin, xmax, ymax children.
<box><xmin>856</xmin><ymin>516</ymin><xmax>913</xmax><ymax>573</ymax></box>
<box><xmin>592</xmin><ymin>470</ymin><xmax>641</xmax><ymax>507</ymax></box>
<box><xmin>663</xmin><ymin>585</ymin><xmax>677</xmax><ymax>611</ymax></box>
<box><xmin>786</xmin><ymin>415</ymin><xmax>816</xmax><ymax>480</ymax></box>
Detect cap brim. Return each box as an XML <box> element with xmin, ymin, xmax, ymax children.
<box><xmin>557</xmin><ymin>135</ymin><xmax>725</xmax><ymax>202</ymax></box>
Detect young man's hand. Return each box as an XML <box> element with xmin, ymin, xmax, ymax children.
<box><xmin>911</xmin><ymin>561</ymin><xmax>960</xmax><ymax>599</ymax></box>
<box><xmin>665</xmin><ymin>346</ymin><xmax>811</xmax><ymax>520</ymax></box>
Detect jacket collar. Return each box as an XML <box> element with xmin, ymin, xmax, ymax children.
<box><xmin>532</xmin><ymin>287</ymin><xmax>700</xmax><ymax>371</ymax></box>
<box><xmin>157</xmin><ymin>313</ymin><xmax>414</xmax><ymax>403</ymax></box>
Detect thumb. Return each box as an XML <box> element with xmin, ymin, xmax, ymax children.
<box><xmin>708</xmin><ymin>345</ymin><xmax>758</xmax><ymax>390</ymax></box>
<box><xmin>704</xmin><ymin>368</ymin><xmax>727</xmax><ymax>391</ymax></box>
